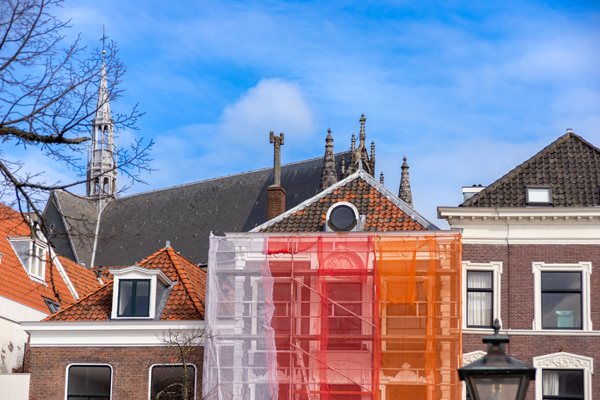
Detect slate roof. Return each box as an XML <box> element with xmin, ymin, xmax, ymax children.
<box><xmin>49</xmin><ymin>152</ymin><xmax>350</xmax><ymax>267</ymax></box>
<box><xmin>461</xmin><ymin>132</ymin><xmax>600</xmax><ymax>208</ymax></box>
<box><xmin>45</xmin><ymin>246</ymin><xmax>206</xmax><ymax>321</ymax></box>
<box><xmin>253</xmin><ymin>169</ymin><xmax>439</xmax><ymax>232</ymax></box>
<box><xmin>0</xmin><ymin>204</ymin><xmax>100</xmax><ymax>314</ymax></box>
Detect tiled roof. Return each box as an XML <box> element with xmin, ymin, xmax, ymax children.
<box><xmin>0</xmin><ymin>204</ymin><xmax>82</xmax><ymax>314</ymax></box>
<box><xmin>255</xmin><ymin>170</ymin><xmax>436</xmax><ymax>232</ymax></box>
<box><xmin>57</xmin><ymin>255</ymin><xmax>102</xmax><ymax>297</ymax></box>
<box><xmin>45</xmin><ymin>246</ymin><xmax>206</xmax><ymax>321</ymax></box>
<box><xmin>461</xmin><ymin>132</ymin><xmax>600</xmax><ymax>208</ymax></box>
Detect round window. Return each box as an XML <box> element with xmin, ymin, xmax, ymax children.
<box><xmin>328</xmin><ymin>204</ymin><xmax>357</xmax><ymax>231</ymax></box>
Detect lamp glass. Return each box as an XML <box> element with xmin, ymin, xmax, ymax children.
<box><xmin>471</xmin><ymin>376</ymin><xmax>521</xmax><ymax>400</ymax></box>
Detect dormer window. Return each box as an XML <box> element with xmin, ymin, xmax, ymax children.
<box><xmin>118</xmin><ymin>279</ymin><xmax>150</xmax><ymax>317</ymax></box>
<box><xmin>9</xmin><ymin>237</ymin><xmax>47</xmax><ymax>280</ymax></box>
<box><xmin>527</xmin><ymin>186</ymin><xmax>552</xmax><ymax>205</ymax></box>
<box><xmin>110</xmin><ymin>266</ymin><xmax>172</xmax><ymax>320</ymax></box>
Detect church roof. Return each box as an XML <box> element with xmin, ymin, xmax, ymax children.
<box><xmin>50</xmin><ymin>153</ymin><xmax>350</xmax><ymax>267</ymax></box>
<box><xmin>253</xmin><ymin>169</ymin><xmax>439</xmax><ymax>232</ymax></box>
<box><xmin>461</xmin><ymin>131</ymin><xmax>600</xmax><ymax>208</ymax></box>
<box><xmin>45</xmin><ymin>246</ymin><xmax>206</xmax><ymax>321</ymax></box>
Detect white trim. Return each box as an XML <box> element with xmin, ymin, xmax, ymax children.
<box><xmin>65</xmin><ymin>363</ymin><xmax>113</xmax><ymax>400</ymax></box>
<box><xmin>532</xmin><ymin>262</ymin><xmax>592</xmax><ymax>331</ymax></box>
<box><xmin>532</xmin><ymin>352</ymin><xmax>593</xmax><ymax>400</ymax></box>
<box><xmin>23</xmin><ymin>320</ymin><xmax>205</xmax><ymax>347</ymax></box>
<box><xmin>463</xmin><ymin>328</ymin><xmax>600</xmax><ymax>336</ymax></box>
<box><xmin>148</xmin><ymin>363</ymin><xmax>197</xmax><ymax>400</ymax></box>
<box><xmin>462</xmin><ymin>261</ymin><xmax>502</xmax><ymax>330</ymax></box>
<box><xmin>48</xmin><ymin>247</ymin><xmax>79</xmax><ymax>301</ymax></box>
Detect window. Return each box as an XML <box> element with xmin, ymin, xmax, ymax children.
<box><xmin>110</xmin><ymin>266</ymin><xmax>172</xmax><ymax>320</ymax></box>
<box><xmin>44</xmin><ymin>298</ymin><xmax>61</xmax><ymax>314</ymax></box>
<box><xmin>467</xmin><ymin>271</ymin><xmax>493</xmax><ymax>327</ymax></box>
<box><xmin>541</xmin><ymin>272</ymin><xmax>581</xmax><ymax>329</ymax></box>
<box><xmin>67</xmin><ymin>364</ymin><xmax>112</xmax><ymax>400</ymax></box>
<box><xmin>10</xmin><ymin>238</ymin><xmax>46</xmax><ymax>280</ymax></box>
<box><xmin>527</xmin><ymin>186</ymin><xmax>552</xmax><ymax>205</ymax></box>
<box><xmin>327</xmin><ymin>282</ymin><xmax>362</xmax><ymax>350</ymax></box>
<box><xmin>150</xmin><ymin>365</ymin><xmax>196</xmax><ymax>400</ymax></box>
<box><xmin>532</xmin><ymin>262</ymin><xmax>592</xmax><ymax>331</ymax></box>
<box><xmin>462</xmin><ymin>262</ymin><xmax>502</xmax><ymax>330</ymax></box>
<box><xmin>118</xmin><ymin>279</ymin><xmax>150</xmax><ymax>317</ymax></box>
<box><xmin>533</xmin><ymin>353</ymin><xmax>593</xmax><ymax>400</ymax></box>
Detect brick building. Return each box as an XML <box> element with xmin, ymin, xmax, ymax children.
<box><xmin>23</xmin><ymin>246</ymin><xmax>206</xmax><ymax>400</ymax></box>
<box><xmin>439</xmin><ymin>130</ymin><xmax>600</xmax><ymax>400</ymax></box>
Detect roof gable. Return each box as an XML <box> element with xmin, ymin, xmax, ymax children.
<box><xmin>461</xmin><ymin>132</ymin><xmax>600</xmax><ymax>208</ymax></box>
<box><xmin>252</xmin><ymin>169</ymin><xmax>439</xmax><ymax>232</ymax></box>
<box><xmin>45</xmin><ymin>246</ymin><xmax>206</xmax><ymax>321</ymax></box>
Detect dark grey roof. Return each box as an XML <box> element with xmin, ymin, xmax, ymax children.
<box><xmin>44</xmin><ymin>191</ymin><xmax>98</xmax><ymax>267</ymax></box>
<box><xmin>74</xmin><ymin>152</ymin><xmax>350</xmax><ymax>267</ymax></box>
<box><xmin>461</xmin><ymin>132</ymin><xmax>600</xmax><ymax>208</ymax></box>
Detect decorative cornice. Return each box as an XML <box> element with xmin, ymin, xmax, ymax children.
<box><xmin>463</xmin><ymin>351</ymin><xmax>486</xmax><ymax>365</ymax></box>
<box><xmin>533</xmin><ymin>352</ymin><xmax>593</xmax><ymax>373</ymax></box>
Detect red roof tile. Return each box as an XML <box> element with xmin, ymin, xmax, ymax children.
<box><xmin>0</xmin><ymin>204</ymin><xmax>81</xmax><ymax>314</ymax></box>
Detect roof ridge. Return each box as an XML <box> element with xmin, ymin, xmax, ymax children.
<box><xmin>44</xmin><ymin>280</ymin><xmax>112</xmax><ymax>321</ymax></box>
<box><xmin>113</xmin><ymin>151</ymin><xmax>352</xmax><ymax>201</ymax></box>
<box><xmin>165</xmin><ymin>248</ymin><xmax>205</xmax><ymax>318</ymax></box>
<box><xmin>460</xmin><ymin>132</ymin><xmax>600</xmax><ymax>207</ymax></box>
<box><xmin>136</xmin><ymin>246</ymin><xmax>170</xmax><ymax>267</ymax></box>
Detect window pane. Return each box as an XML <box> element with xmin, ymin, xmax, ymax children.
<box><xmin>272</xmin><ymin>283</ymin><xmax>292</xmax><ymax>333</ymax></box>
<box><xmin>467</xmin><ymin>271</ymin><xmax>492</xmax><ymax>289</ymax></box>
<box><xmin>151</xmin><ymin>365</ymin><xmax>195</xmax><ymax>399</ymax></box>
<box><xmin>542</xmin><ymin>293</ymin><xmax>581</xmax><ymax>328</ymax></box>
<box><xmin>542</xmin><ymin>272</ymin><xmax>581</xmax><ymax>290</ymax></box>
<box><xmin>528</xmin><ymin>188</ymin><xmax>551</xmax><ymax>203</ymax></box>
<box><xmin>468</xmin><ymin>292</ymin><xmax>492</xmax><ymax>327</ymax></box>
<box><xmin>543</xmin><ymin>370</ymin><xmax>583</xmax><ymax>396</ymax></box>
<box><xmin>328</xmin><ymin>283</ymin><xmax>361</xmax><ymax>350</ymax></box>
<box><xmin>134</xmin><ymin>280</ymin><xmax>150</xmax><ymax>316</ymax></box>
<box><xmin>118</xmin><ymin>281</ymin><xmax>133</xmax><ymax>316</ymax></box>
<box><xmin>68</xmin><ymin>366</ymin><xmax>111</xmax><ymax>398</ymax></box>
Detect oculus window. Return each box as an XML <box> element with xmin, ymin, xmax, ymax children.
<box><xmin>150</xmin><ymin>365</ymin><xmax>195</xmax><ymax>400</ymax></box>
<box><xmin>541</xmin><ymin>272</ymin><xmax>582</xmax><ymax>329</ymax></box>
<box><xmin>118</xmin><ymin>279</ymin><xmax>150</xmax><ymax>317</ymax></box>
<box><xmin>67</xmin><ymin>365</ymin><xmax>111</xmax><ymax>400</ymax></box>
<box><xmin>467</xmin><ymin>271</ymin><xmax>493</xmax><ymax>328</ymax></box>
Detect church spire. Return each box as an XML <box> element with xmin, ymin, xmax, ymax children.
<box><xmin>398</xmin><ymin>156</ymin><xmax>413</xmax><ymax>207</ymax></box>
<box><xmin>320</xmin><ymin>128</ymin><xmax>337</xmax><ymax>190</ymax></box>
<box><xmin>343</xmin><ymin>113</ymin><xmax>375</xmax><ymax>177</ymax></box>
<box><xmin>87</xmin><ymin>26</ymin><xmax>117</xmax><ymax>205</ymax></box>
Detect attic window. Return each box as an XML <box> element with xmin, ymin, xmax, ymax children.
<box><xmin>118</xmin><ymin>279</ymin><xmax>150</xmax><ymax>317</ymax></box>
<box><xmin>44</xmin><ymin>298</ymin><xmax>61</xmax><ymax>314</ymax></box>
<box><xmin>325</xmin><ymin>202</ymin><xmax>360</xmax><ymax>232</ymax></box>
<box><xmin>527</xmin><ymin>186</ymin><xmax>552</xmax><ymax>205</ymax></box>
<box><xmin>10</xmin><ymin>237</ymin><xmax>47</xmax><ymax>280</ymax></box>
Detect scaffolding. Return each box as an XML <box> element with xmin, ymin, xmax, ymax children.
<box><xmin>204</xmin><ymin>233</ymin><xmax>462</xmax><ymax>400</ymax></box>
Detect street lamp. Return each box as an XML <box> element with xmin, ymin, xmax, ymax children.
<box><xmin>458</xmin><ymin>319</ymin><xmax>535</xmax><ymax>400</ymax></box>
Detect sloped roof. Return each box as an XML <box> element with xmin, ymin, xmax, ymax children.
<box><xmin>0</xmin><ymin>204</ymin><xmax>97</xmax><ymax>314</ymax></box>
<box><xmin>45</xmin><ymin>246</ymin><xmax>206</xmax><ymax>321</ymax></box>
<box><xmin>461</xmin><ymin>132</ymin><xmax>600</xmax><ymax>208</ymax></box>
<box><xmin>71</xmin><ymin>152</ymin><xmax>347</xmax><ymax>267</ymax></box>
<box><xmin>57</xmin><ymin>255</ymin><xmax>102</xmax><ymax>298</ymax></box>
<box><xmin>253</xmin><ymin>169</ymin><xmax>439</xmax><ymax>232</ymax></box>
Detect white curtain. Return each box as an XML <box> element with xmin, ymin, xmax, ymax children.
<box><xmin>543</xmin><ymin>370</ymin><xmax>560</xmax><ymax>396</ymax></box>
<box><xmin>467</xmin><ymin>272</ymin><xmax>492</xmax><ymax>326</ymax></box>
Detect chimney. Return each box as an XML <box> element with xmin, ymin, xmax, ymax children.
<box><xmin>267</xmin><ymin>131</ymin><xmax>286</xmax><ymax>221</ymax></box>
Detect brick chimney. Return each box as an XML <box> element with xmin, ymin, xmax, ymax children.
<box><xmin>267</xmin><ymin>131</ymin><xmax>286</xmax><ymax>221</ymax></box>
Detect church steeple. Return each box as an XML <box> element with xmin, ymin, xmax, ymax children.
<box><xmin>343</xmin><ymin>113</ymin><xmax>375</xmax><ymax>178</ymax></box>
<box><xmin>87</xmin><ymin>27</ymin><xmax>117</xmax><ymax>206</ymax></box>
<box><xmin>320</xmin><ymin>128</ymin><xmax>337</xmax><ymax>190</ymax></box>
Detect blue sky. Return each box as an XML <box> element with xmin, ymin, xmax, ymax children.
<box><xmin>16</xmin><ymin>0</ymin><xmax>600</xmax><ymax>226</ymax></box>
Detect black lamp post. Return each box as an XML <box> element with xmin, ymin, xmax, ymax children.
<box><xmin>458</xmin><ymin>320</ymin><xmax>535</xmax><ymax>400</ymax></box>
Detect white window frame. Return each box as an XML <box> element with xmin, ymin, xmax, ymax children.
<box><xmin>532</xmin><ymin>262</ymin><xmax>592</xmax><ymax>331</ymax></box>
<box><xmin>462</xmin><ymin>261</ymin><xmax>502</xmax><ymax>330</ymax></box>
<box><xmin>110</xmin><ymin>266</ymin><xmax>172</xmax><ymax>320</ymax></box>
<box><xmin>533</xmin><ymin>352</ymin><xmax>593</xmax><ymax>400</ymax></box>
<box><xmin>9</xmin><ymin>237</ymin><xmax>47</xmax><ymax>281</ymax></box>
<box><xmin>64</xmin><ymin>363</ymin><xmax>113</xmax><ymax>400</ymax></box>
<box><xmin>148</xmin><ymin>363</ymin><xmax>197</xmax><ymax>400</ymax></box>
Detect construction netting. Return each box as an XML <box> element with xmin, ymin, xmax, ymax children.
<box><xmin>204</xmin><ymin>233</ymin><xmax>462</xmax><ymax>400</ymax></box>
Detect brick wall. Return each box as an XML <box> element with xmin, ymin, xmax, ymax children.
<box><xmin>28</xmin><ymin>346</ymin><xmax>203</xmax><ymax>400</ymax></box>
<box><xmin>463</xmin><ymin>243</ymin><xmax>600</xmax><ymax>399</ymax></box>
